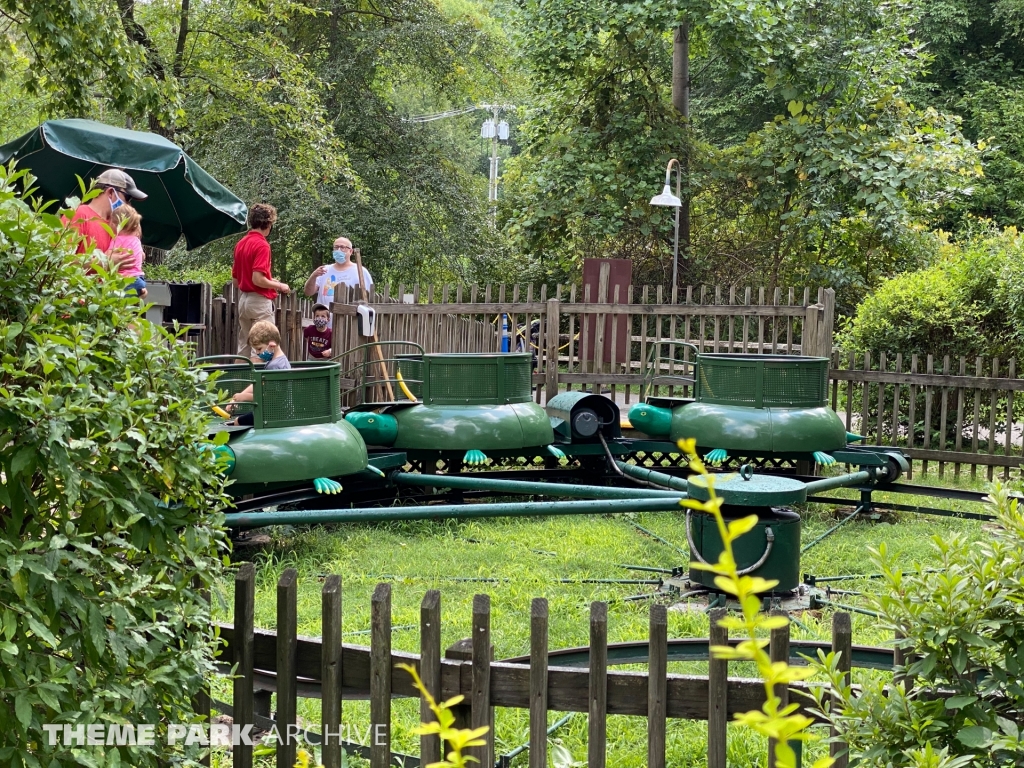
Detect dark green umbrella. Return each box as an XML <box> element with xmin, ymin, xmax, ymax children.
<box><xmin>0</xmin><ymin>118</ymin><xmax>247</xmax><ymax>250</ymax></box>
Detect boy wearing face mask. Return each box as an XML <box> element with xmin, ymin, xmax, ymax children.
<box><xmin>302</xmin><ymin>236</ymin><xmax>374</xmax><ymax>328</ymax></box>
<box><xmin>227</xmin><ymin>321</ymin><xmax>291</xmax><ymax>426</ymax></box>
<box><xmin>304</xmin><ymin>304</ymin><xmax>333</xmax><ymax>359</ymax></box>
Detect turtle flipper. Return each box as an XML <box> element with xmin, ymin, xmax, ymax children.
<box><xmin>314</xmin><ymin>477</ymin><xmax>343</xmax><ymax>494</ymax></box>
<box><xmin>812</xmin><ymin>451</ymin><xmax>837</xmax><ymax>467</ymax></box>
<box><xmin>546</xmin><ymin>445</ymin><xmax>566</xmax><ymax>460</ymax></box>
<box><xmin>704</xmin><ymin>448</ymin><xmax>729</xmax><ymax>466</ymax></box>
<box><xmin>463</xmin><ymin>449</ymin><xmax>489</xmax><ymax>466</ymax></box>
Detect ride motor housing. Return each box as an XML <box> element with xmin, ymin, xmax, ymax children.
<box><xmin>546</xmin><ymin>391</ymin><xmax>621</xmax><ymax>443</ymax></box>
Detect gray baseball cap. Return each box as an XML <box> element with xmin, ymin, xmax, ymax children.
<box><xmin>94</xmin><ymin>168</ymin><xmax>148</xmax><ymax>200</ymax></box>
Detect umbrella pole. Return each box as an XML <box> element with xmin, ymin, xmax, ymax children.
<box><xmin>354</xmin><ymin>248</ymin><xmax>395</xmax><ymax>402</ymax></box>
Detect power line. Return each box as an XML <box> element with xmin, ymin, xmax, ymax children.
<box><xmin>402</xmin><ymin>103</ymin><xmax>515</xmax><ymax>123</ymax></box>
<box><xmin>403</xmin><ymin>106</ymin><xmax>480</xmax><ymax>123</ymax></box>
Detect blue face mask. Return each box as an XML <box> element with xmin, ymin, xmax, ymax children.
<box><xmin>333</xmin><ymin>249</ymin><xmax>348</xmax><ymax>264</ymax></box>
<box><xmin>110</xmin><ymin>191</ymin><xmax>124</xmax><ymax>212</ymax></box>
<box><xmin>256</xmin><ymin>348</ymin><xmax>274</xmax><ymax>362</ymax></box>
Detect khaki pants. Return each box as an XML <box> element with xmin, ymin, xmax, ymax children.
<box><xmin>237</xmin><ymin>292</ymin><xmax>275</xmax><ymax>358</ymax></box>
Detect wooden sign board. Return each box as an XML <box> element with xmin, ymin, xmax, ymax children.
<box><xmin>582</xmin><ymin>258</ymin><xmax>632</xmax><ymax>373</ymax></box>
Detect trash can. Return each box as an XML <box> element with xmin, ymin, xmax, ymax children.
<box><xmin>166</xmin><ymin>282</ymin><xmax>204</xmax><ymax>325</ymax></box>
<box><xmin>144</xmin><ymin>282</ymin><xmax>172</xmax><ymax>327</ymax></box>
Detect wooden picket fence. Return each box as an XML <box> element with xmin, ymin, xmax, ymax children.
<box><xmin>204</xmin><ymin>279</ymin><xmax>836</xmax><ymax>408</ymax></box>
<box><xmin>203</xmin><ymin>565</ymin><xmax>877</xmax><ymax>768</ymax></box>
<box><xmin>830</xmin><ymin>351</ymin><xmax>1024</xmax><ymax>479</ymax></box>
<box><xmin>198</xmin><ymin>278</ymin><xmax>1024</xmax><ymax>474</ymax></box>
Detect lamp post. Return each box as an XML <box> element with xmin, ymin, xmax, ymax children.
<box><xmin>650</xmin><ymin>158</ymin><xmax>684</xmax><ymax>292</ymax></box>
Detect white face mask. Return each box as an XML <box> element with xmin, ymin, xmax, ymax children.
<box><xmin>110</xmin><ymin>190</ymin><xmax>124</xmax><ymax>212</ymax></box>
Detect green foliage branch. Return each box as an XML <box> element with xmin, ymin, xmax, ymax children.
<box><xmin>399</xmin><ymin>662</ymin><xmax>489</xmax><ymax>768</ymax></box>
<box><xmin>0</xmin><ymin>165</ymin><xmax>229</xmax><ymax>768</ymax></box>
<box><xmin>815</xmin><ymin>482</ymin><xmax>1024</xmax><ymax>767</ymax></box>
<box><xmin>677</xmin><ymin>437</ymin><xmax>831</xmax><ymax>768</ymax></box>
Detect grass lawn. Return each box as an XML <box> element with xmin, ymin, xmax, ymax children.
<box><xmin>209</xmin><ymin>460</ymin><xmax>1001</xmax><ymax>767</ymax></box>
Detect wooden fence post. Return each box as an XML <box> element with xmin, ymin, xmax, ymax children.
<box><xmin>767</xmin><ymin>610</ymin><xmax>790</xmax><ymax>768</ymax></box>
<box><xmin>803</xmin><ymin>303</ymin><xmax>822</xmax><ymax>357</ymax></box>
<box><xmin>588</xmin><ymin>601</ymin><xmax>608</xmax><ymax>768</ymax></box>
<box><xmin>444</xmin><ymin>639</ymin><xmax>473</xmax><ymax>734</ymax></box>
<box><xmin>821</xmin><ymin>288</ymin><xmax>836</xmax><ymax>355</ymax></box>
<box><xmin>471</xmin><ymin>594</ymin><xmax>493</xmax><ymax>768</ymax></box>
<box><xmin>420</xmin><ymin>590</ymin><xmax>442</xmax><ymax>766</ymax></box>
<box><xmin>647</xmin><ymin>604</ymin><xmax>667</xmax><ymax>768</ymax></box>
<box><xmin>192</xmin><ymin>574</ymin><xmax>211</xmax><ymax>768</ymax></box>
<box><xmin>233</xmin><ymin>563</ymin><xmax>255</xmax><ymax>768</ymax></box>
<box><xmin>529</xmin><ymin>598</ymin><xmax>549</xmax><ymax>768</ymax></box>
<box><xmin>277</xmin><ymin>568</ymin><xmax>299</xmax><ymax>768</ymax></box>
<box><xmin>545</xmin><ymin>298</ymin><xmax>560</xmax><ymax>403</ymax></box>
<box><xmin>707</xmin><ymin>607</ymin><xmax>728</xmax><ymax>768</ymax></box>
<box><xmin>371</xmin><ymin>583</ymin><xmax>392</xmax><ymax>768</ymax></box>
<box><xmin>322</xmin><ymin>575</ymin><xmax>343</xmax><ymax>768</ymax></box>
<box><xmin>893</xmin><ymin>629</ymin><xmax>914</xmax><ymax>692</ymax></box>
<box><xmin>831</xmin><ymin>613</ymin><xmax>852</xmax><ymax>768</ymax></box>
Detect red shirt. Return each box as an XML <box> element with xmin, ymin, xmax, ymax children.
<box><xmin>232</xmin><ymin>230</ymin><xmax>276</xmax><ymax>299</ymax></box>
<box><xmin>63</xmin><ymin>203</ymin><xmax>112</xmax><ymax>254</ymax></box>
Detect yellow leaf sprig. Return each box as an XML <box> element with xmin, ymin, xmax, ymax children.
<box><xmin>398</xmin><ymin>662</ymin><xmax>489</xmax><ymax>768</ymax></box>
<box><xmin>677</xmin><ymin>437</ymin><xmax>832</xmax><ymax>768</ymax></box>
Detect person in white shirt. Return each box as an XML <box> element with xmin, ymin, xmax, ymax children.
<box><xmin>302</xmin><ymin>236</ymin><xmax>374</xmax><ymax>326</ymax></box>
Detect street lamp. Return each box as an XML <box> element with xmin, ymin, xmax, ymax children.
<box><xmin>650</xmin><ymin>158</ymin><xmax>684</xmax><ymax>292</ymax></box>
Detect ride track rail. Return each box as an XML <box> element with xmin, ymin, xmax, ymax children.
<box><xmin>229</xmin><ymin>463</ymin><xmax>999</xmax><ymax>521</ymax></box>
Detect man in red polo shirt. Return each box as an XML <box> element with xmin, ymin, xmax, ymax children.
<box><xmin>231</xmin><ymin>203</ymin><xmax>291</xmax><ymax>357</ymax></box>
<box><xmin>64</xmin><ymin>169</ymin><xmax>147</xmax><ymax>269</ymax></box>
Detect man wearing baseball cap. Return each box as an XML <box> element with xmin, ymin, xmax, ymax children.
<box><xmin>64</xmin><ymin>168</ymin><xmax>148</xmax><ymax>268</ymax></box>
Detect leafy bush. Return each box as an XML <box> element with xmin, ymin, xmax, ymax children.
<box><xmin>816</xmin><ymin>481</ymin><xmax>1024</xmax><ymax>767</ymax></box>
<box><xmin>0</xmin><ymin>165</ymin><xmax>228</xmax><ymax>767</ymax></box>
<box><xmin>839</xmin><ymin>225</ymin><xmax>1024</xmax><ymax>361</ymax></box>
<box><xmin>998</xmin><ymin>251</ymin><xmax>1024</xmax><ymax>354</ymax></box>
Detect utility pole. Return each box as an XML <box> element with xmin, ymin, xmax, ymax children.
<box><xmin>488</xmin><ymin>105</ymin><xmax>500</xmax><ymax>208</ymax></box>
<box><xmin>481</xmin><ymin>105</ymin><xmax>510</xmax><ymax>219</ymax></box>
<box><xmin>672</xmin><ymin>21</ymin><xmax>690</xmax><ymax>283</ymax></box>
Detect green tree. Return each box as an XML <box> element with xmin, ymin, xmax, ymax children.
<box><xmin>164</xmin><ymin>0</ymin><xmax>520</xmax><ymax>287</ymax></box>
<box><xmin>908</xmin><ymin>0</ymin><xmax>1024</xmax><ymax>230</ymax></box>
<box><xmin>1</xmin><ymin>0</ymin><xmax>348</xmax><ymax>189</ymax></box>
<box><xmin>502</xmin><ymin>0</ymin><xmax>980</xmax><ymax>299</ymax></box>
<box><xmin>0</xmin><ymin>166</ymin><xmax>228</xmax><ymax>767</ymax></box>
<box><xmin>1</xmin><ymin>0</ymin><xmax>519</xmax><ymax>286</ymax></box>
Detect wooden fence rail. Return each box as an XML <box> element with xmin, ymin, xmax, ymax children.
<box><xmin>204</xmin><ymin>569</ymin><xmax>893</xmax><ymax>768</ymax></box>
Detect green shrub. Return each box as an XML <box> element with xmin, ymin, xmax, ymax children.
<box><xmin>0</xmin><ymin>165</ymin><xmax>229</xmax><ymax>767</ymax></box>
<box><xmin>839</xmin><ymin>225</ymin><xmax>1024</xmax><ymax>361</ymax></box>
<box><xmin>816</xmin><ymin>481</ymin><xmax>1024</xmax><ymax>766</ymax></box>
<box><xmin>998</xmin><ymin>252</ymin><xmax>1024</xmax><ymax>354</ymax></box>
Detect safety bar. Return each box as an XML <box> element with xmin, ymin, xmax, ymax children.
<box><xmin>640</xmin><ymin>341</ymin><xmax>699</xmax><ymax>401</ymax></box>
<box><xmin>193</xmin><ymin>355</ymin><xmax>255</xmax><ymax>368</ymax></box>
<box><xmin>334</xmin><ymin>341</ymin><xmax>426</xmax><ymax>406</ymax></box>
